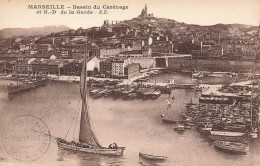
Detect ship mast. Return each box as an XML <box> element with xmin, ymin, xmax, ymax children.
<box><xmin>16</xmin><ymin>63</ymin><xmax>18</xmax><ymax>85</ymax></box>
<box><xmin>250</xmin><ymin>21</ymin><xmax>260</xmax><ymax>133</ymax></box>
<box><xmin>251</xmin><ymin>48</ymin><xmax>256</xmax><ymax>127</ymax></box>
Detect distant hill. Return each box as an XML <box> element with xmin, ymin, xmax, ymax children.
<box><xmin>0</xmin><ymin>25</ymin><xmax>71</xmax><ymax>38</ymax></box>
<box><xmin>118</xmin><ymin>16</ymin><xmax>257</xmax><ymax>34</ymax></box>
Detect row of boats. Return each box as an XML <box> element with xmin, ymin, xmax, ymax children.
<box><xmin>162</xmin><ymin>102</ymin><xmax>257</xmax><ymax>154</ymax></box>
<box><xmin>192</xmin><ymin>71</ymin><xmax>237</xmax><ymax>79</ymax></box>
<box><xmin>89</xmin><ymin>85</ymin><xmax>168</xmax><ymax>100</ymax></box>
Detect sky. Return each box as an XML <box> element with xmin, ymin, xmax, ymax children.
<box><xmin>0</xmin><ymin>0</ymin><xmax>259</xmax><ymax>29</ymax></box>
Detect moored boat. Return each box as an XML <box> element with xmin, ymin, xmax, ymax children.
<box><xmin>209</xmin><ymin>131</ymin><xmax>246</xmax><ymax>142</ymax></box>
<box><xmin>122</xmin><ymin>88</ymin><xmax>135</xmax><ymax>100</ymax></box>
<box><xmin>194</xmin><ymin>86</ymin><xmax>201</xmax><ymax>91</ymax></box>
<box><xmin>127</xmin><ymin>93</ymin><xmax>137</xmax><ymax>100</ymax></box>
<box><xmin>199</xmin><ymin>127</ymin><xmax>212</xmax><ymax>135</ymax></box>
<box><xmin>192</xmin><ymin>72</ymin><xmax>204</xmax><ymax>78</ymax></box>
<box><xmin>7</xmin><ymin>78</ymin><xmax>46</xmax><ymax>98</ymax></box>
<box><xmin>161</xmin><ymin>117</ymin><xmax>178</xmax><ymax>124</ymax></box>
<box><xmin>143</xmin><ymin>88</ymin><xmax>155</xmax><ymax>99</ymax></box>
<box><xmin>139</xmin><ymin>152</ymin><xmax>167</xmax><ymax>161</ymax></box>
<box><xmin>174</xmin><ymin>125</ymin><xmax>185</xmax><ymax>132</ymax></box>
<box><xmin>199</xmin><ymin>96</ymin><xmax>232</xmax><ymax>104</ymax></box>
<box><xmin>150</xmin><ymin>89</ymin><xmax>161</xmax><ymax>99</ymax></box>
<box><xmin>89</xmin><ymin>89</ymin><xmax>103</xmax><ymax>98</ymax></box>
<box><xmin>214</xmin><ymin>140</ymin><xmax>249</xmax><ymax>154</ymax></box>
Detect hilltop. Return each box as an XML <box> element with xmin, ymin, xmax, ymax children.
<box><xmin>0</xmin><ymin>25</ymin><xmax>71</xmax><ymax>38</ymax></box>
<box><xmin>118</xmin><ymin>16</ymin><xmax>257</xmax><ymax>35</ymax></box>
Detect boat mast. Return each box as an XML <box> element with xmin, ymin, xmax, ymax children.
<box><xmin>16</xmin><ymin>61</ymin><xmax>18</xmax><ymax>85</ymax></box>
<box><xmin>154</xmin><ymin>74</ymin><xmax>156</xmax><ymax>87</ymax></box>
<box><xmin>78</xmin><ymin>42</ymin><xmax>101</xmax><ymax>147</ymax></box>
<box><xmin>251</xmin><ymin>50</ymin><xmax>256</xmax><ymax>127</ymax></box>
<box><xmin>251</xmin><ymin>21</ymin><xmax>260</xmax><ymax>128</ymax></box>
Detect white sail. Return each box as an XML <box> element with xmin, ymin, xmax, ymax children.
<box><xmin>79</xmin><ymin>55</ymin><xmax>101</xmax><ymax>147</ymax></box>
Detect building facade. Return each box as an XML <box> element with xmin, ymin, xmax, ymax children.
<box><xmin>111</xmin><ymin>58</ymin><xmax>127</xmax><ymax>78</ymax></box>
<box><xmin>124</xmin><ymin>63</ymin><xmax>140</xmax><ymax>79</ymax></box>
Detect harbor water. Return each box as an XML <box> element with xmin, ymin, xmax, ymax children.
<box><xmin>0</xmin><ymin>73</ymin><xmax>260</xmax><ymax>166</ymax></box>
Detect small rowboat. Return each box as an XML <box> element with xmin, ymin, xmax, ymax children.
<box><xmin>161</xmin><ymin>114</ymin><xmax>177</xmax><ymax>124</ymax></box>
<box><xmin>174</xmin><ymin>125</ymin><xmax>185</xmax><ymax>132</ymax></box>
<box><xmin>139</xmin><ymin>152</ymin><xmax>167</xmax><ymax>161</ymax></box>
<box><xmin>214</xmin><ymin>140</ymin><xmax>249</xmax><ymax>154</ymax></box>
<box><xmin>162</xmin><ymin>117</ymin><xmax>178</xmax><ymax>124</ymax></box>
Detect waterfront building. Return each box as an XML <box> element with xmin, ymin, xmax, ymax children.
<box><xmin>15</xmin><ymin>59</ymin><xmax>35</xmax><ymax>74</ymax></box>
<box><xmin>99</xmin><ymin>58</ymin><xmax>113</xmax><ymax>77</ymax></box>
<box><xmin>31</xmin><ymin>59</ymin><xmax>75</xmax><ymax>75</ymax></box>
<box><xmin>151</xmin><ymin>41</ymin><xmax>174</xmax><ymax>54</ymax></box>
<box><xmin>99</xmin><ymin>47</ymin><xmax>123</xmax><ymax>58</ymax></box>
<box><xmin>124</xmin><ymin>63</ymin><xmax>140</xmax><ymax>79</ymax></box>
<box><xmin>119</xmin><ymin>50</ymin><xmax>143</xmax><ymax>58</ymax></box>
<box><xmin>191</xmin><ymin>50</ymin><xmax>209</xmax><ymax>58</ymax></box>
<box><xmin>111</xmin><ymin>58</ymin><xmax>128</xmax><ymax>78</ymax></box>
<box><xmin>129</xmin><ymin>57</ymin><xmax>155</xmax><ymax>69</ymax></box>
<box><xmin>2</xmin><ymin>61</ymin><xmax>16</xmax><ymax>73</ymax></box>
<box><xmin>124</xmin><ymin>37</ymin><xmax>153</xmax><ymax>50</ymax></box>
<box><xmin>221</xmin><ymin>39</ymin><xmax>256</xmax><ymax>60</ymax></box>
<box><xmin>209</xmin><ymin>47</ymin><xmax>224</xmax><ymax>58</ymax></box>
<box><xmin>86</xmin><ymin>56</ymin><xmax>100</xmax><ymax>72</ymax></box>
<box><xmin>167</xmin><ymin>54</ymin><xmax>193</xmax><ymax>70</ymax></box>
<box><xmin>89</xmin><ymin>47</ymin><xmax>100</xmax><ymax>58</ymax></box>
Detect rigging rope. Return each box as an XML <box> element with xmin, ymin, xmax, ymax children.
<box><xmin>65</xmin><ymin>98</ymin><xmax>81</xmax><ymax>140</ymax></box>
<box><xmin>31</xmin><ymin>98</ymin><xmax>57</xmax><ymax>130</ymax></box>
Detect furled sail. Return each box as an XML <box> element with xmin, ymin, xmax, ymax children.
<box><xmin>79</xmin><ymin>55</ymin><xmax>101</xmax><ymax>147</ymax></box>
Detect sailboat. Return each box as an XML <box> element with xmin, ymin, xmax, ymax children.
<box><xmin>55</xmin><ymin>55</ymin><xmax>125</xmax><ymax>156</ymax></box>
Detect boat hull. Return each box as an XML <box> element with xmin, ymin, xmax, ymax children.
<box><xmin>7</xmin><ymin>79</ymin><xmax>46</xmax><ymax>97</ymax></box>
<box><xmin>199</xmin><ymin>128</ymin><xmax>212</xmax><ymax>135</ymax></box>
<box><xmin>139</xmin><ymin>153</ymin><xmax>167</xmax><ymax>161</ymax></box>
<box><xmin>214</xmin><ymin>141</ymin><xmax>249</xmax><ymax>154</ymax></box>
<box><xmin>174</xmin><ymin>125</ymin><xmax>185</xmax><ymax>132</ymax></box>
<box><xmin>56</xmin><ymin>140</ymin><xmax>124</xmax><ymax>156</ymax></box>
<box><xmin>161</xmin><ymin>118</ymin><xmax>177</xmax><ymax>124</ymax></box>
<box><xmin>209</xmin><ymin>133</ymin><xmax>246</xmax><ymax>142</ymax></box>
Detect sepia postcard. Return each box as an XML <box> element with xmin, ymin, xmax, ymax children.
<box><xmin>0</xmin><ymin>0</ymin><xmax>260</xmax><ymax>165</ymax></box>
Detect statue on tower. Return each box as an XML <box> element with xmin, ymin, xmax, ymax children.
<box><xmin>139</xmin><ymin>4</ymin><xmax>153</xmax><ymax>18</ymax></box>
<box><xmin>144</xmin><ymin>4</ymin><xmax>147</xmax><ymax>15</ymax></box>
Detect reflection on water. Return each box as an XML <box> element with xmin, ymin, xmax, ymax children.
<box><xmin>0</xmin><ymin>73</ymin><xmax>260</xmax><ymax>166</ymax></box>
<box><xmin>56</xmin><ymin>149</ymin><xmax>126</xmax><ymax>166</ymax></box>
<box><xmin>138</xmin><ymin>158</ymin><xmax>168</xmax><ymax>166</ymax></box>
